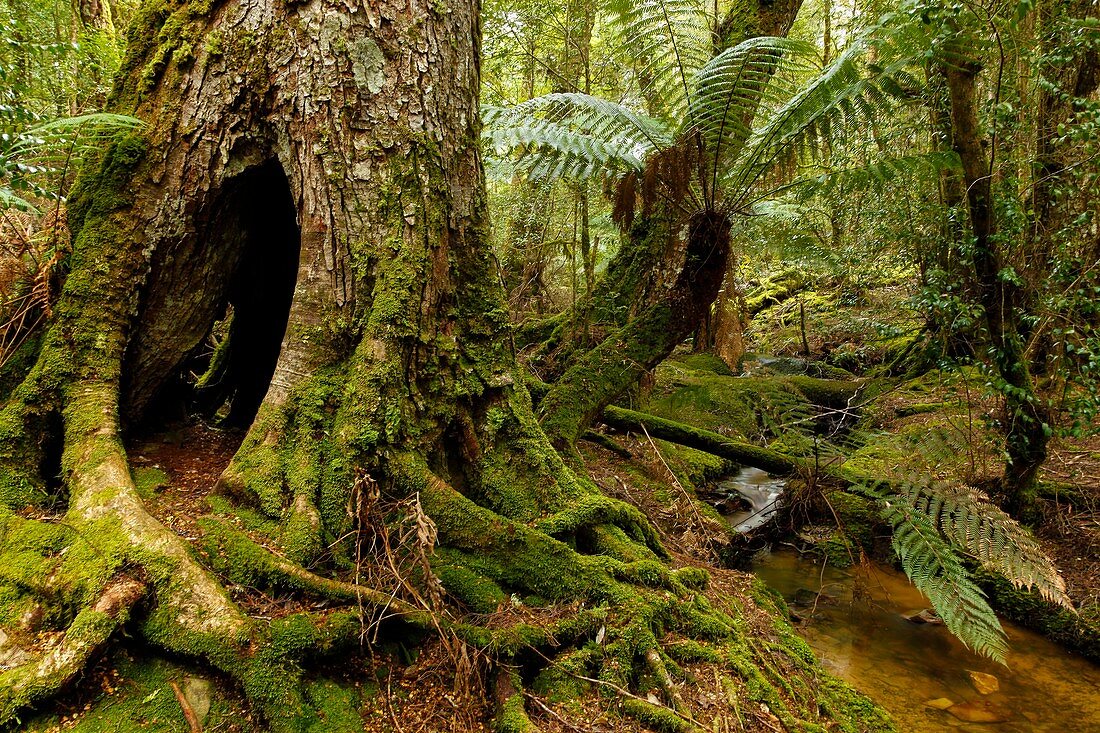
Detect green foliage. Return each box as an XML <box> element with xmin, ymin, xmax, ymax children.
<box><xmin>850</xmin><ymin>428</ymin><xmax>1073</xmax><ymax>663</ymax></box>
<box><xmin>0</xmin><ymin>114</ymin><xmax>143</xmax><ymax>212</ymax></box>
<box><xmin>484</xmin><ymin>92</ymin><xmax>673</xmax><ymax>180</ymax></box>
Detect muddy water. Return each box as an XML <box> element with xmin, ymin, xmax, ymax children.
<box><xmin>753</xmin><ymin>550</ymin><xmax>1100</xmax><ymax>732</ymax></box>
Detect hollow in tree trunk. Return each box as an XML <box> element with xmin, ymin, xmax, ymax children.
<box><xmin>0</xmin><ymin>0</ymin><xmax>889</xmax><ymax>730</ymax></box>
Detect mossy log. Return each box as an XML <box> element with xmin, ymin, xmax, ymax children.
<box><xmin>601</xmin><ymin>405</ymin><xmax>805</xmax><ymax>476</ymax></box>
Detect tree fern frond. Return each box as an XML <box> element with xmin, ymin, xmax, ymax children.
<box><xmin>688</xmin><ymin>36</ymin><xmax>817</xmax><ymax>173</ymax></box>
<box><xmin>6</xmin><ymin>113</ymin><xmax>144</xmax><ymax>165</ymax></box>
<box><xmin>860</xmin><ymin>483</ymin><xmax>1010</xmax><ymax>662</ymax></box>
<box><xmin>782</xmin><ymin>151</ymin><xmax>961</xmax><ymax>200</ymax></box>
<box><xmin>614</xmin><ymin>0</ymin><xmax>713</xmax><ymax>121</ymax></box>
<box><xmin>483</xmin><ymin>95</ymin><xmax>672</xmax><ymax>183</ymax></box>
<box><xmin>897</xmin><ymin>480</ymin><xmax>1071</xmax><ymax>609</ymax></box>
<box><xmin>722</xmin><ymin>40</ymin><xmax>922</xmax><ymax>211</ymax></box>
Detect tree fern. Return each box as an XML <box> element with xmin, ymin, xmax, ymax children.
<box><xmin>721</xmin><ymin>40</ymin><xmax>921</xmax><ymax>212</ymax></box>
<box><xmin>483</xmin><ymin>0</ymin><xmax>932</xmax><ymax>217</ymax></box>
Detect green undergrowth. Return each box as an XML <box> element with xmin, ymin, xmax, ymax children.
<box><xmin>744</xmin><ymin>266</ymin><xmax>921</xmax><ymax>374</ymax></box>
<box><xmin>19</xmin><ymin>649</ymin><xmax>253</xmax><ymax>732</ymax></box>
<box><xmin>642</xmin><ymin>357</ymin><xmax>860</xmax><ymax>460</ymax></box>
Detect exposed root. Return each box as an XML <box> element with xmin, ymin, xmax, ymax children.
<box><xmin>197</xmin><ymin>517</ymin><xmax>438</xmax><ymax>628</ymax></box>
<box><xmin>170</xmin><ymin>679</ymin><xmax>204</xmax><ymax>733</ymax></box>
<box><xmin>0</xmin><ymin>574</ymin><xmax>146</xmax><ymax>724</ymax></box>
<box><xmin>492</xmin><ymin>668</ymin><xmax>540</xmax><ymax>733</ymax></box>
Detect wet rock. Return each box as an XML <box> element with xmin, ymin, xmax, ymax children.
<box><xmin>903</xmin><ymin>608</ymin><xmax>944</xmax><ymax>625</ymax></box>
<box><xmin>924</xmin><ymin>698</ymin><xmax>955</xmax><ymax>710</ymax></box>
<box><xmin>712</xmin><ymin>495</ymin><xmax>751</xmax><ymax>514</ymax></box>
<box><xmin>182</xmin><ymin>675</ymin><xmax>214</xmax><ymax>724</ymax></box>
<box><xmin>947</xmin><ymin>700</ymin><xmax>1010</xmax><ymax>723</ymax></box>
<box><xmin>966</xmin><ymin>670</ymin><xmax>1000</xmax><ymax>695</ymax></box>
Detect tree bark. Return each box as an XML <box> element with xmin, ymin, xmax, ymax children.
<box><xmin>942</xmin><ymin>54</ymin><xmax>1049</xmax><ymax>522</ymax></box>
<box><xmin>0</xmin><ymin>1</ymin><xmax>886</xmax><ymax>730</ymax></box>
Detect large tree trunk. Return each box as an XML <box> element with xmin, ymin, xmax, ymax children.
<box><xmin>0</xmin><ymin>0</ymin><xmax>884</xmax><ymax>730</ymax></box>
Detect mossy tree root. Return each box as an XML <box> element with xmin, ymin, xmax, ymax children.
<box><xmin>0</xmin><ymin>574</ymin><xmax>146</xmax><ymax>723</ymax></box>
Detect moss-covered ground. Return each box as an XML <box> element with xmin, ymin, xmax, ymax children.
<box><xmin>5</xmin><ymin>404</ymin><xmax>893</xmax><ymax>733</ymax></box>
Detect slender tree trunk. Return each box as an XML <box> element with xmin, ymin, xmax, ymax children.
<box><xmin>943</xmin><ymin>56</ymin><xmax>1049</xmax><ymax>522</ymax></box>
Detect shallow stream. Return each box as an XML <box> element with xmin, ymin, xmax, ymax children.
<box><xmin>753</xmin><ymin>549</ymin><xmax>1100</xmax><ymax>732</ymax></box>
<box><xmin>713</xmin><ymin>466</ymin><xmax>1100</xmax><ymax>731</ymax></box>
<box><xmin>716</xmin><ymin>467</ymin><xmax>786</xmax><ymax>532</ymax></box>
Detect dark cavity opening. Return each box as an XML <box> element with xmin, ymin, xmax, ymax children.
<box><xmin>190</xmin><ymin>160</ymin><xmax>301</xmax><ymax>428</ymax></box>
<box><xmin>131</xmin><ymin>160</ymin><xmax>301</xmax><ymax>433</ymax></box>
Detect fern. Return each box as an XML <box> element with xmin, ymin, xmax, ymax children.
<box><xmin>483</xmin><ymin>94</ymin><xmax>673</xmax><ymax>182</ymax></box>
<box><xmin>613</xmin><ymin>0</ymin><xmax>713</xmax><ymax>122</ymax></box>
<box><xmin>780</xmin><ymin>150</ymin><xmax>962</xmax><ymax>200</ymax></box>
<box><xmin>848</xmin><ymin>424</ymin><xmax>1072</xmax><ymax>663</ymax></box>
<box><xmin>688</xmin><ymin>36</ymin><xmax>817</xmax><ymax>175</ymax></box>
<box><xmin>874</xmin><ymin>489</ymin><xmax>1010</xmax><ymax>662</ymax></box>
<box><xmin>722</xmin><ymin>40</ymin><xmax>920</xmax><ymax>212</ymax></box>
<box><xmin>0</xmin><ymin>112</ymin><xmax>143</xmax><ymax>211</ymax></box>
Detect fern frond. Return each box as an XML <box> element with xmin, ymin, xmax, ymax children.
<box><xmin>1</xmin><ymin>113</ymin><xmax>144</xmax><ymax>212</ymax></box>
<box><xmin>688</xmin><ymin>36</ymin><xmax>817</xmax><ymax>173</ymax></box>
<box><xmin>722</xmin><ymin>40</ymin><xmax>922</xmax><ymax>211</ymax></box>
<box><xmin>861</xmin><ymin>483</ymin><xmax>1010</xmax><ymax>662</ymax></box>
<box><xmin>614</xmin><ymin>0</ymin><xmax>713</xmax><ymax>122</ymax></box>
<box><xmin>6</xmin><ymin>113</ymin><xmax>144</xmax><ymax>166</ymax></box>
<box><xmin>899</xmin><ymin>480</ymin><xmax>1071</xmax><ymax>609</ymax></box>
<box><xmin>785</xmin><ymin>151</ymin><xmax>962</xmax><ymax>200</ymax></box>
<box><xmin>483</xmin><ymin>94</ymin><xmax>672</xmax><ymax>183</ymax></box>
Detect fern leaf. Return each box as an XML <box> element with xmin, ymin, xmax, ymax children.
<box><xmin>869</xmin><ymin>486</ymin><xmax>1010</xmax><ymax>663</ymax></box>
<box><xmin>614</xmin><ymin>0</ymin><xmax>713</xmax><ymax>122</ymax></box>
<box><xmin>482</xmin><ymin>95</ymin><xmax>671</xmax><ymax>183</ymax></box>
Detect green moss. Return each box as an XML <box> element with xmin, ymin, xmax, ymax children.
<box><xmin>303</xmin><ymin>678</ymin><xmax>368</xmax><ymax>732</ymax></box>
<box><xmin>280</xmin><ymin>502</ymin><xmax>324</xmax><ymax>567</ymax></box>
<box><xmin>433</xmin><ymin>554</ymin><xmax>507</xmax><ymax>613</ymax></box>
<box><xmin>670</xmin><ymin>566</ymin><xmax>709</xmax><ymax>590</ymax></box>
<box><xmin>0</xmin><ymin>331</ymin><xmax>43</xmax><ymax>402</ymax></box>
<box><xmin>619</xmin><ymin>698</ymin><xmax>693</xmax><ymax>732</ymax></box>
<box><xmin>492</xmin><ymin>686</ymin><xmax>534</xmax><ymax>733</ymax></box>
<box><xmin>654</xmin><ymin>440</ymin><xmax>731</xmax><ymax>492</ymax></box>
<box><xmin>131</xmin><ymin>466</ymin><xmax>169</xmax><ymax>499</ymax></box>
<box><xmin>663</xmin><ymin>638</ymin><xmax>720</xmax><ymax>663</ymax></box>
<box><xmin>531</xmin><ymin>648</ymin><xmax>594</xmax><ymax>702</ymax></box>
<box><xmin>669</xmin><ymin>352</ymin><xmax>736</xmax><ymax>376</ymax></box>
<box><xmin>205</xmin><ymin>495</ymin><xmax>279</xmax><ymax>534</ymax></box>
<box><xmin>19</xmin><ymin>652</ymin><xmax>247</xmax><ymax>733</ymax></box>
